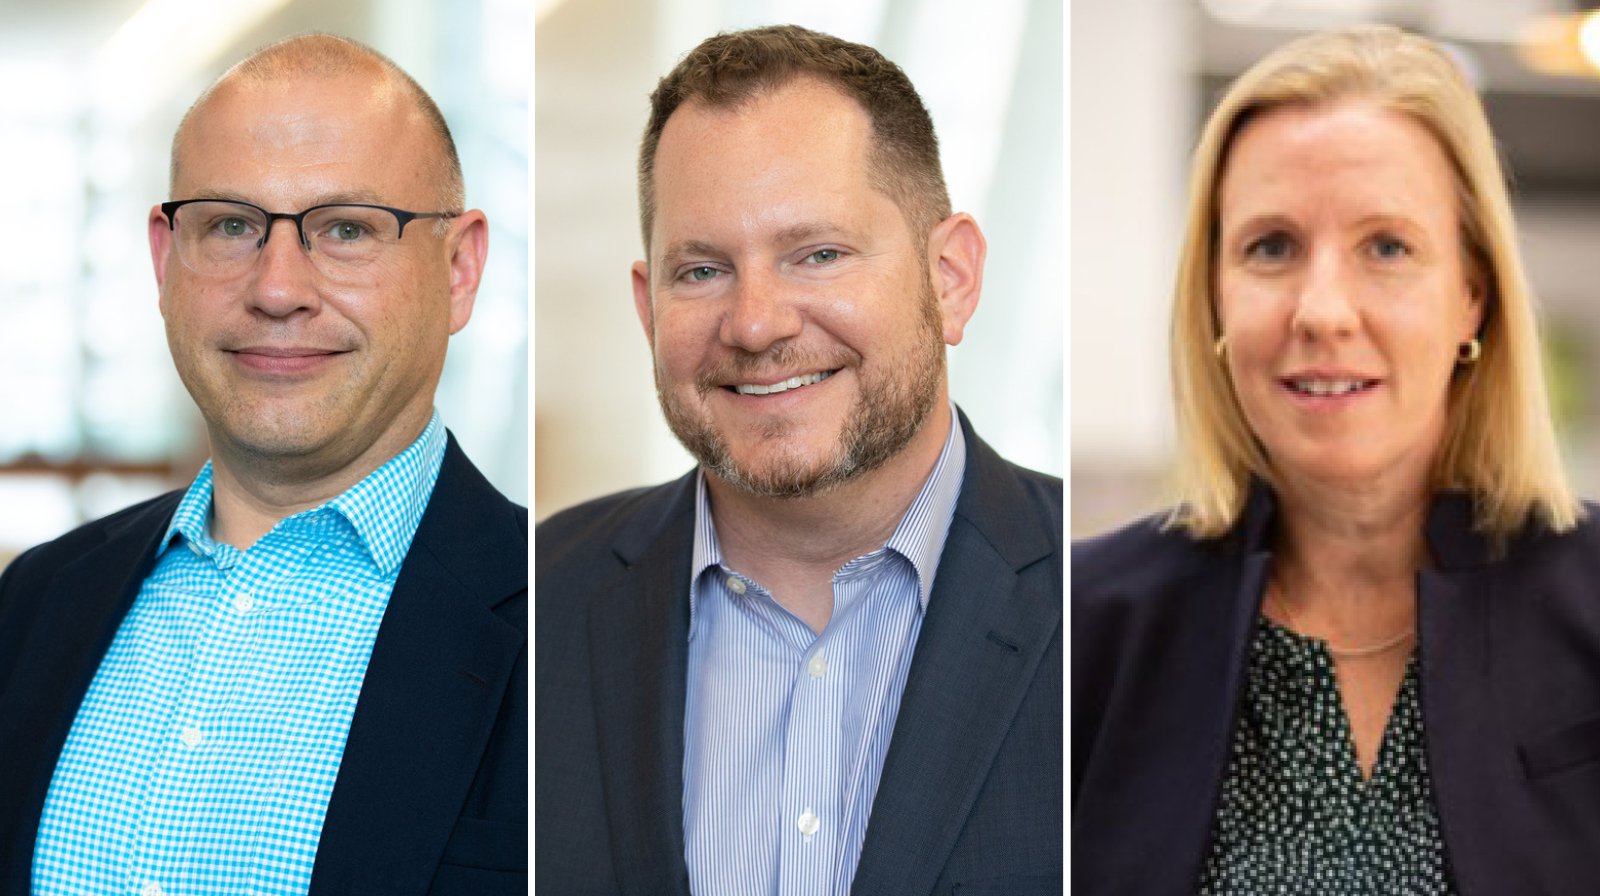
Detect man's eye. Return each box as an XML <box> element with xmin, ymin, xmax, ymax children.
<box><xmin>329</xmin><ymin>221</ymin><xmax>370</xmax><ymax>242</ymax></box>
<box><xmin>685</xmin><ymin>266</ymin><xmax>720</xmax><ymax>282</ymax></box>
<box><xmin>806</xmin><ymin>248</ymin><xmax>841</xmax><ymax>264</ymax></box>
<box><xmin>216</xmin><ymin>217</ymin><xmax>253</xmax><ymax>238</ymax></box>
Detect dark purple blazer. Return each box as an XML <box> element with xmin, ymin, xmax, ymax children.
<box><xmin>1074</xmin><ymin>485</ymin><xmax>1600</xmax><ymax>895</ymax></box>
<box><xmin>535</xmin><ymin>413</ymin><xmax>1064</xmax><ymax>896</ymax></box>
<box><xmin>0</xmin><ymin>435</ymin><xmax>527</xmax><ymax>895</ymax></box>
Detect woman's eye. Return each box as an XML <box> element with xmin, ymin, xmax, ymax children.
<box><xmin>1370</xmin><ymin>235</ymin><xmax>1410</xmax><ymax>260</ymax></box>
<box><xmin>1244</xmin><ymin>233</ymin><xmax>1293</xmax><ymax>262</ymax></box>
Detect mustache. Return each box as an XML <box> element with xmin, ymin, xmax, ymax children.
<box><xmin>693</xmin><ymin>344</ymin><xmax>859</xmax><ymax>394</ymax></box>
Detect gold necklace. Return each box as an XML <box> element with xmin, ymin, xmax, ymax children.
<box><xmin>1267</xmin><ymin>582</ymin><xmax>1415</xmax><ymax>659</ymax></box>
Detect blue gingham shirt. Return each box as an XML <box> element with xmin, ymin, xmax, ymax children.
<box><xmin>683</xmin><ymin>409</ymin><xmax>966</xmax><ymax>896</ymax></box>
<box><xmin>33</xmin><ymin>414</ymin><xmax>447</xmax><ymax>896</ymax></box>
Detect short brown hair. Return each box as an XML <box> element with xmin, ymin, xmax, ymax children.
<box><xmin>637</xmin><ymin>24</ymin><xmax>950</xmax><ymax>252</ymax></box>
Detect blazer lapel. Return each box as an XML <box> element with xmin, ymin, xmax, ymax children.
<box><xmin>1417</xmin><ymin>494</ymin><xmax>1514</xmax><ymax>894</ymax></box>
<box><xmin>850</xmin><ymin>428</ymin><xmax>1061</xmax><ymax>895</ymax></box>
<box><xmin>588</xmin><ymin>473</ymin><xmax>695</xmax><ymax>896</ymax></box>
<box><xmin>310</xmin><ymin>440</ymin><xmax>526</xmax><ymax>895</ymax></box>
<box><xmin>0</xmin><ymin>494</ymin><xmax>177</xmax><ymax>888</ymax></box>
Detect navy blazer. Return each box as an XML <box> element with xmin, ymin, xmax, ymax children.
<box><xmin>0</xmin><ymin>436</ymin><xmax>527</xmax><ymax>895</ymax></box>
<box><xmin>535</xmin><ymin>413</ymin><xmax>1063</xmax><ymax>895</ymax></box>
<box><xmin>1074</xmin><ymin>486</ymin><xmax>1600</xmax><ymax>895</ymax></box>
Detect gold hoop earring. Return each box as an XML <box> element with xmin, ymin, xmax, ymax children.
<box><xmin>1457</xmin><ymin>338</ymin><xmax>1481</xmax><ymax>365</ymax></box>
<box><xmin>1213</xmin><ymin>335</ymin><xmax>1227</xmax><ymax>361</ymax></box>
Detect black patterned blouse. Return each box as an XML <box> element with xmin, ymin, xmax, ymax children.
<box><xmin>1197</xmin><ymin>618</ymin><xmax>1456</xmax><ymax>895</ymax></box>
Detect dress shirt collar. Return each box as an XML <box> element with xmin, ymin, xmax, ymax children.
<box><xmin>689</xmin><ymin>404</ymin><xmax>967</xmax><ymax>626</ymax></box>
<box><xmin>158</xmin><ymin>411</ymin><xmax>447</xmax><ymax>576</ymax></box>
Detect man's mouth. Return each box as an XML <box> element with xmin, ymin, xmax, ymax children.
<box><xmin>730</xmin><ymin>369</ymin><xmax>835</xmax><ymax>396</ymax></box>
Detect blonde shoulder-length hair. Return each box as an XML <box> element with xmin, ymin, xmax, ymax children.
<box><xmin>1169</xmin><ymin>24</ymin><xmax>1579</xmax><ymax>540</ymax></box>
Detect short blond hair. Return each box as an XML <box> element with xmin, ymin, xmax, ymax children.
<box><xmin>1169</xmin><ymin>24</ymin><xmax>1578</xmax><ymax>539</ymax></box>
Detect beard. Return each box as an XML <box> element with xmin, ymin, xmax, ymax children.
<box><xmin>655</xmin><ymin>283</ymin><xmax>946</xmax><ymax>499</ymax></box>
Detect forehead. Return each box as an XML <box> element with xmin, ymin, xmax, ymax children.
<box><xmin>1218</xmin><ymin>99</ymin><xmax>1459</xmax><ymax>226</ymax></box>
<box><xmin>174</xmin><ymin>72</ymin><xmax>438</xmax><ymax>207</ymax></box>
<box><xmin>649</xmin><ymin>78</ymin><xmax>892</xmax><ymax>248</ymax></box>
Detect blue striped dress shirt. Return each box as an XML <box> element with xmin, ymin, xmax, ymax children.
<box><xmin>32</xmin><ymin>414</ymin><xmax>447</xmax><ymax>896</ymax></box>
<box><xmin>683</xmin><ymin>409</ymin><xmax>966</xmax><ymax>896</ymax></box>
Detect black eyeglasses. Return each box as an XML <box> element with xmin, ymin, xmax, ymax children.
<box><xmin>160</xmin><ymin>199</ymin><xmax>460</xmax><ymax>282</ymax></box>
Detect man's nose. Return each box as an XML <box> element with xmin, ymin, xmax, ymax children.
<box><xmin>248</xmin><ymin>219</ymin><xmax>322</xmax><ymax>317</ymax></box>
<box><xmin>719</xmin><ymin>267</ymin><xmax>803</xmax><ymax>353</ymax></box>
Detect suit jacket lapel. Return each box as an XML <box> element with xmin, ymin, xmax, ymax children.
<box><xmin>310</xmin><ymin>438</ymin><xmax>527</xmax><ymax>895</ymax></box>
<box><xmin>588</xmin><ymin>472</ymin><xmax>695</xmax><ymax>896</ymax></box>
<box><xmin>1417</xmin><ymin>493</ymin><xmax>1514</xmax><ymax>894</ymax></box>
<box><xmin>0</xmin><ymin>494</ymin><xmax>177</xmax><ymax>888</ymax></box>
<box><xmin>851</xmin><ymin>426</ymin><xmax>1061</xmax><ymax>895</ymax></box>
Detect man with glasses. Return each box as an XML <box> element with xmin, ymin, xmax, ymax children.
<box><xmin>0</xmin><ymin>34</ymin><xmax>525</xmax><ymax>895</ymax></box>
<box><xmin>536</xmin><ymin>25</ymin><xmax>1061</xmax><ymax>895</ymax></box>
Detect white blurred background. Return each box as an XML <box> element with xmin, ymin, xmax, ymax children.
<box><xmin>534</xmin><ymin>0</ymin><xmax>1064</xmax><ymax>521</ymax></box>
<box><xmin>1074</xmin><ymin>0</ymin><xmax>1600</xmax><ymax>537</ymax></box>
<box><xmin>1</xmin><ymin>0</ymin><xmax>528</xmax><ymax>569</ymax></box>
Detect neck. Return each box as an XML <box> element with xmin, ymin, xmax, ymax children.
<box><xmin>707</xmin><ymin>403</ymin><xmax>953</xmax><ymax>617</ymax></box>
<box><xmin>1268</xmin><ymin>468</ymin><xmax>1432</xmax><ymax>635</ymax></box>
<box><xmin>206</xmin><ymin>416</ymin><xmax>430</xmax><ymax>549</ymax></box>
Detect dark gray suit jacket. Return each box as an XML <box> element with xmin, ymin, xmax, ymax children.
<box><xmin>0</xmin><ymin>436</ymin><xmax>527</xmax><ymax>895</ymax></box>
<box><xmin>535</xmin><ymin>413</ymin><xmax>1063</xmax><ymax>895</ymax></box>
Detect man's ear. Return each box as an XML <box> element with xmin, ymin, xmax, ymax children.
<box><xmin>925</xmin><ymin>212</ymin><xmax>986</xmax><ymax>345</ymax></box>
<box><xmin>149</xmin><ymin>204</ymin><xmax>174</xmax><ymax>301</ymax></box>
<box><xmin>443</xmin><ymin>210</ymin><xmax>490</xmax><ymax>334</ymax></box>
<box><xmin>631</xmin><ymin>260</ymin><xmax>655</xmax><ymax>346</ymax></box>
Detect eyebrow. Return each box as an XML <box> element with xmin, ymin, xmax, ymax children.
<box><xmin>656</xmin><ymin>221</ymin><xmax>864</xmax><ymax>275</ymax></box>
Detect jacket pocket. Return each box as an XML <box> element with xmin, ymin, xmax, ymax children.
<box><xmin>1520</xmin><ymin>715</ymin><xmax>1600</xmax><ymax>779</ymax></box>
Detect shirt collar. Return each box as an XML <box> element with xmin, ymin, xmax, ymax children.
<box><xmin>690</xmin><ymin>404</ymin><xmax>966</xmax><ymax>620</ymax></box>
<box><xmin>158</xmin><ymin>412</ymin><xmax>448</xmax><ymax>575</ymax></box>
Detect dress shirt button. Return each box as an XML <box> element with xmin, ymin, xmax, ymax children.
<box><xmin>179</xmin><ymin>726</ymin><xmax>204</xmax><ymax>748</ymax></box>
<box><xmin>142</xmin><ymin>883</ymin><xmax>165</xmax><ymax>896</ymax></box>
<box><xmin>797</xmin><ymin>808</ymin><xmax>820</xmax><ymax>838</ymax></box>
<box><xmin>725</xmin><ymin>576</ymin><xmax>746</xmax><ymax>595</ymax></box>
<box><xmin>807</xmin><ymin>653</ymin><xmax>828</xmax><ymax>679</ymax></box>
<box><xmin>233</xmin><ymin>593</ymin><xmax>256</xmax><ymax>613</ymax></box>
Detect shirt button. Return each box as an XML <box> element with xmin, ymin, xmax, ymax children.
<box><xmin>797</xmin><ymin>808</ymin><xmax>820</xmax><ymax>837</ymax></box>
<box><xmin>142</xmin><ymin>884</ymin><xmax>165</xmax><ymax>896</ymax></box>
<box><xmin>179</xmin><ymin>726</ymin><xmax>204</xmax><ymax>748</ymax></box>
<box><xmin>233</xmin><ymin>594</ymin><xmax>256</xmax><ymax>613</ymax></box>
<box><xmin>725</xmin><ymin>576</ymin><xmax>746</xmax><ymax>595</ymax></box>
<box><xmin>807</xmin><ymin>653</ymin><xmax>828</xmax><ymax>679</ymax></box>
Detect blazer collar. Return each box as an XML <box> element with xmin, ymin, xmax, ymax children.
<box><xmin>0</xmin><ymin>492</ymin><xmax>179</xmax><ymax>888</ymax></box>
<box><xmin>851</xmin><ymin>411</ymin><xmax>1062</xmax><ymax>895</ymax></box>
<box><xmin>310</xmin><ymin>435</ymin><xmax>527</xmax><ymax>894</ymax></box>
<box><xmin>590</xmin><ymin>470</ymin><xmax>698</xmax><ymax>896</ymax></box>
<box><xmin>1229</xmin><ymin>477</ymin><xmax>1493</xmax><ymax>571</ymax></box>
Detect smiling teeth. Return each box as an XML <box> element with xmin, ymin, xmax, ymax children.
<box><xmin>1290</xmin><ymin>379</ymin><xmax>1371</xmax><ymax>396</ymax></box>
<box><xmin>735</xmin><ymin>370</ymin><xmax>833</xmax><ymax>395</ymax></box>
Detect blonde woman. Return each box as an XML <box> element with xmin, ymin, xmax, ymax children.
<box><xmin>1074</xmin><ymin>25</ymin><xmax>1595</xmax><ymax>893</ymax></box>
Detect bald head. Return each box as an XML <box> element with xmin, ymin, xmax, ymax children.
<box><xmin>171</xmin><ymin>33</ymin><xmax>464</xmax><ymax>211</ymax></box>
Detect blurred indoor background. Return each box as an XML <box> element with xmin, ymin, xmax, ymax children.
<box><xmin>1074</xmin><ymin>0</ymin><xmax>1600</xmax><ymax>537</ymax></box>
<box><xmin>534</xmin><ymin>0</ymin><xmax>1064</xmax><ymax>521</ymax></box>
<box><xmin>1</xmin><ymin>0</ymin><xmax>528</xmax><ymax>570</ymax></box>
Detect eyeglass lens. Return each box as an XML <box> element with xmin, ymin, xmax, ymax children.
<box><xmin>170</xmin><ymin>201</ymin><xmax>407</xmax><ymax>280</ymax></box>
